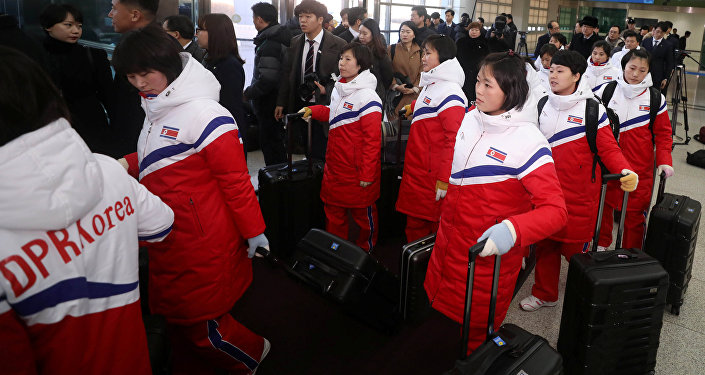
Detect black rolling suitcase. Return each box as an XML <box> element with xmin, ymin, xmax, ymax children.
<box><xmin>289</xmin><ymin>229</ymin><xmax>400</xmax><ymax>333</ymax></box>
<box><xmin>399</xmin><ymin>234</ymin><xmax>434</xmax><ymax>322</ymax></box>
<box><xmin>644</xmin><ymin>173</ymin><xmax>701</xmax><ymax>315</ymax></box>
<box><xmin>377</xmin><ymin>110</ymin><xmax>409</xmax><ymax>241</ymax></box>
<box><xmin>558</xmin><ymin>174</ymin><xmax>669</xmax><ymax>375</ymax></box>
<box><xmin>258</xmin><ymin>113</ymin><xmax>325</xmax><ymax>262</ymax></box>
<box><xmin>446</xmin><ymin>241</ymin><xmax>563</xmax><ymax>375</ymax></box>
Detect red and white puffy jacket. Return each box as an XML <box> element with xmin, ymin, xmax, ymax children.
<box><xmin>538</xmin><ymin>79</ymin><xmax>632</xmax><ymax>242</ymax></box>
<box><xmin>0</xmin><ymin>119</ymin><xmax>174</xmax><ymax>375</ymax></box>
<box><xmin>396</xmin><ymin>58</ymin><xmax>467</xmax><ymax>221</ymax></box>
<box><xmin>309</xmin><ymin>69</ymin><xmax>382</xmax><ymax>207</ymax></box>
<box><xmin>425</xmin><ymin>98</ymin><xmax>567</xmax><ymax>328</ymax></box>
<box><xmin>583</xmin><ymin>57</ymin><xmax>620</xmax><ymax>92</ymax></box>
<box><xmin>595</xmin><ymin>73</ymin><xmax>672</xmax><ymax>206</ymax></box>
<box><xmin>124</xmin><ymin>53</ymin><xmax>265</xmax><ymax>325</ymax></box>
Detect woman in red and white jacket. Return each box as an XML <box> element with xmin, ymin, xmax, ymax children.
<box><xmin>396</xmin><ymin>34</ymin><xmax>467</xmax><ymax>242</ymax></box>
<box><xmin>519</xmin><ymin>50</ymin><xmax>637</xmax><ymax>312</ymax></box>
<box><xmin>301</xmin><ymin>42</ymin><xmax>382</xmax><ymax>252</ymax></box>
<box><xmin>424</xmin><ymin>52</ymin><xmax>567</xmax><ymax>353</ymax></box>
<box><xmin>596</xmin><ymin>49</ymin><xmax>673</xmax><ymax>250</ymax></box>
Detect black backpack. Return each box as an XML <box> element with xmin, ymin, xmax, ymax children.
<box><xmin>538</xmin><ymin>96</ymin><xmax>612</xmax><ymax>182</ymax></box>
<box><xmin>599</xmin><ymin>80</ymin><xmax>661</xmax><ymax>144</ymax></box>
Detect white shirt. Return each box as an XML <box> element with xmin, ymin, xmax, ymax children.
<box><xmin>653</xmin><ymin>38</ymin><xmax>662</xmax><ymax>47</ymax></box>
<box><xmin>350</xmin><ymin>27</ymin><xmax>360</xmax><ymax>39</ymax></box>
<box><xmin>301</xmin><ymin>29</ymin><xmax>324</xmax><ymax>82</ymax></box>
<box><xmin>183</xmin><ymin>40</ymin><xmax>193</xmax><ymax>50</ymax></box>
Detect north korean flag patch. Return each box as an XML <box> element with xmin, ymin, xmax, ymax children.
<box><xmin>639</xmin><ymin>105</ymin><xmax>650</xmax><ymax>112</ymax></box>
<box><xmin>423</xmin><ymin>96</ymin><xmax>432</xmax><ymax>105</ymax></box>
<box><xmin>603</xmin><ymin>75</ymin><xmax>612</xmax><ymax>80</ymax></box>
<box><xmin>343</xmin><ymin>102</ymin><xmax>354</xmax><ymax>110</ymax></box>
<box><xmin>567</xmin><ymin>115</ymin><xmax>583</xmax><ymax>125</ymax></box>
<box><xmin>160</xmin><ymin>126</ymin><xmax>179</xmax><ymax>140</ymax></box>
<box><xmin>486</xmin><ymin>147</ymin><xmax>507</xmax><ymax>163</ymax></box>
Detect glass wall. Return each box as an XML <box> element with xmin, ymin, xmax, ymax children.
<box><xmin>379</xmin><ymin>0</ymin><xmax>454</xmax><ymax>45</ymax></box>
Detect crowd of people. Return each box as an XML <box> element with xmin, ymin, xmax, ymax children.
<box><xmin>0</xmin><ymin>0</ymin><xmax>679</xmax><ymax>373</ymax></box>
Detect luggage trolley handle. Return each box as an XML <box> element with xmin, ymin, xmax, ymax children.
<box><xmin>656</xmin><ymin>171</ymin><xmax>667</xmax><ymax>203</ymax></box>
<box><xmin>592</xmin><ymin>173</ymin><xmax>630</xmax><ymax>252</ymax></box>
<box><xmin>284</xmin><ymin>112</ymin><xmax>314</xmax><ymax>174</ymax></box>
<box><xmin>459</xmin><ymin>239</ymin><xmax>495</xmax><ymax>360</ymax></box>
<box><xmin>396</xmin><ymin>109</ymin><xmax>407</xmax><ymax>166</ymax></box>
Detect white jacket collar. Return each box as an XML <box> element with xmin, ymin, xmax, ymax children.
<box><xmin>547</xmin><ymin>79</ymin><xmax>593</xmax><ymax>111</ymax></box>
<box><xmin>586</xmin><ymin>57</ymin><xmax>616</xmax><ymax>76</ymax></box>
<box><xmin>141</xmin><ymin>53</ymin><xmax>221</xmax><ymax>122</ymax></box>
<box><xmin>617</xmin><ymin>72</ymin><xmax>653</xmax><ymax>99</ymax></box>
<box><xmin>419</xmin><ymin>58</ymin><xmax>465</xmax><ymax>88</ymax></box>
<box><xmin>0</xmin><ymin>118</ymin><xmax>102</xmax><ymax>230</ymax></box>
<box><xmin>475</xmin><ymin>91</ymin><xmax>539</xmax><ymax>133</ymax></box>
<box><xmin>334</xmin><ymin>69</ymin><xmax>377</xmax><ymax>98</ymax></box>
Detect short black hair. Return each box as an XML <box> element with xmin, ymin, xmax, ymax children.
<box><xmin>340</xmin><ymin>42</ymin><xmax>373</xmax><ymax>74</ymax></box>
<box><xmin>627</xmin><ymin>18</ymin><xmax>635</xmax><ymax>25</ymax></box>
<box><xmin>610</xmin><ymin>24</ymin><xmax>621</xmax><ymax>32</ymax></box>
<box><xmin>478</xmin><ymin>52</ymin><xmax>529</xmax><ymax>112</ymax></box>
<box><xmin>621</xmin><ymin>48</ymin><xmax>651</xmax><ymax>70</ymax></box>
<box><xmin>664</xmin><ymin>21</ymin><xmax>673</xmax><ymax>29</ymax></box>
<box><xmin>422</xmin><ymin>34</ymin><xmax>456</xmax><ymax>64</ymax></box>
<box><xmin>478</xmin><ymin>17</ymin><xmax>485</xmax><ymax>23</ymax></box>
<box><xmin>340</xmin><ymin>8</ymin><xmax>349</xmax><ymax>18</ymax></box>
<box><xmin>294</xmin><ymin>0</ymin><xmax>327</xmax><ymax>18</ymax></box>
<box><xmin>685</xmin><ymin>31</ymin><xmax>691</xmax><ymax>37</ymax></box>
<box><xmin>623</xmin><ymin>30</ymin><xmax>639</xmax><ymax>40</ymax></box>
<box><xmin>445</xmin><ymin>9</ymin><xmax>455</xmax><ymax>17</ymax></box>
<box><xmin>40</xmin><ymin>4</ymin><xmax>82</xmax><ymax>30</ymax></box>
<box><xmin>162</xmin><ymin>15</ymin><xmax>195</xmax><ymax>40</ymax></box>
<box><xmin>640</xmin><ymin>25</ymin><xmax>649</xmax><ymax>31</ymax></box>
<box><xmin>118</xmin><ymin>0</ymin><xmax>159</xmax><ymax>16</ymax></box>
<box><xmin>251</xmin><ymin>2</ymin><xmax>278</xmax><ymax>24</ymax></box>
<box><xmin>540</xmin><ymin>43</ymin><xmax>558</xmax><ymax>57</ymax></box>
<box><xmin>411</xmin><ymin>6</ymin><xmax>428</xmax><ymax>21</ymax></box>
<box><xmin>431</xmin><ymin>12</ymin><xmax>440</xmax><ymax>20</ymax></box>
<box><xmin>461</xmin><ymin>13</ymin><xmax>470</xmax><ymax>19</ymax></box>
<box><xmin>506</xmin><ymin>14</ymin><xmax>513</xmax><ymax>20</ymax></box>
<box><xmin>112</xmin><ymin>24</ymin><xmax>183</xmax><ymax>84</ymax></box>
<box><xmin>0</xmin><ymin>46</ymin><xmax>70</xmax><ymax>146</ymax></box>
<box><xmin>591</xmin><ymin>40</ymin><xmax>612</xmax><ymax>55</ymax></box>
<box><xmin>546</xmin><ymin>21</ymin><xmax>555</xmax><ymax>30</ymax></box>
<box><xmin>550</xmin><ymin>32</ymin><xmax>566</xmax><ymax>46</ymax></box>
<box><xmin>656</xmin><ymin>21</ymin><xmax>669</xmax><ymax>33</ymax></box>
<box><xmin>550</xmin><ymin>50</ymin><xmax>587</xmax><ymax>77</ymax></box>
<box><xmin>347</xmin><ymin>7</ymin><xmax>366</xmax><ymax>25</ymax></box>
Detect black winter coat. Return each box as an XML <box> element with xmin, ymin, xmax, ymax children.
<box><xmin>456</xmin><ymin>36</ymin><xmax>489</xmax><ymax>102</ymax></box>
<box><xmin>569</xmin><ymin>32</ymin><xmax>601</xmax><ymax>59</ymax></box>
<box><xmin>244</xmin><ymin>24</ymin><xmax>291</xmax><ymax>102</ymax></box>
<box><xmin>43</xmin><ymin>37</ymin><xmax>116</xmax><ymax>156</ymax></box>
<box><xmin>204</xmin><ymin>53</ymin><xmax>247</xmax><ymax>131</ymax></box>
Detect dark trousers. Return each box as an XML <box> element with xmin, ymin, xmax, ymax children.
<box><xmin>296</xmin><ymin>98</ymin><xmax>328</xmax><ymax>160</ymax></box>
<box><xmin>252</xmin><ymin>98</ymin><xmax>286</xmax><ymax>166</ymax></box>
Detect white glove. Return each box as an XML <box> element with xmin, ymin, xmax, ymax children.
<box><xmin>435</xmin><ymin>188</ymin><xmax>447</xmax><ymax>201</ymax></box>
<box><xmin>656</xmin><ymin>164</ymin><xmax>674</xmax><ymax>179</ymax></box>
<box><xmin>435</xmin><ymin>180</ymin><xmax>448</xmax><ymax>201</ymax></box>
<box><xmin>117</xmin><ymin>158</ymin><xmax>129</xmax><ymax>171</ymax></box>
<box><xmin>477</xmin><ymin>221</ymin><xmax>517</xmax><ymax>257</ymax></box>
<box><xmin>247</xmin><ymin>233</ymin><xmax>269</xmax><ymax>258</ymax></box>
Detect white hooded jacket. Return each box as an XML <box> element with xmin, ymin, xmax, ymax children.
<box><xmin>583</xmin><ymin>56</ymin><xmax>621</xmax><ymax>92</ymax></box>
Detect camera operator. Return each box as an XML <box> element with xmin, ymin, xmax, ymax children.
<box><xmin>485</xmin><ymin>15</ymin><xmax>512</xmax><ymax>52</ymax></box>
<box><xmin>453</xmin><ymin>13</ymin><xmax>470</xmax><ymax>41</ymax></box>
<box><xmin>275</xmin><ymin>0</ymin><xmax>345</xmax><ymax>159</ymax></box>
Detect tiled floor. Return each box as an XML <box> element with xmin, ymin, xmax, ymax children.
<box><xmin>244</xmin><ymin>83</ymin><xmax>705</xmax><ymax>374</ymax></box>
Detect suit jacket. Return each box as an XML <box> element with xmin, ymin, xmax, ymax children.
<box><xmin>184</xmin><ymin>41</ymin><xmax>205</xmax><ymax>63</ymax></box>
<box><xmin>642</xmin><ymin>37</ymin><xmax>675</xmax><ymax>87</ymax></box>
<box><xmin>437</xmin><ymin>22</ymin><xmax>456</xmax><ymax>40</ymax></box>
<box><xmin>534</xmin><ymin>32</ymin><xmax>551</xmax><ymax>58</ymax></box>
<box><xmin>338</xmin><ymin>29</ymin><xmax>355</xmax><ymax>43</ymax></box>
<box><xmin>277</xmin><ymin>30</ymin><xmax>346</xmax><ymax>113</ymax></box>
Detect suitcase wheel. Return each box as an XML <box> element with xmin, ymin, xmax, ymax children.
<box><xmin>671</xmin><ymin>304</ymin><xmax>681</xmax><ymax>316</ymax></box>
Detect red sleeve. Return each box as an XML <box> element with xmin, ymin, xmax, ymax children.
<box><xmin>410</xmin><ymin>100</ymin><xmax>416</xmax><ymax>113</ymax></box>
<box><xmin>507</xmin><ymin>163</ymin><xmax>568</xmax><ymax>247</ymax></box>
<box><xmin>309</xmin><ymin>105</ymin><xmax>330</xmax><ymax>122</ymax></box>
<box><xmin>124</xmin><ymin>152</ymin><xmax>139</xmax><ymax>179</ymax></box>
<box><xmin>596</xmin><ymin>126</ymin><xmax>632</xmax><ymax>173</ymax></box>
<box><xmin>0</xmin><ymin>311</ymin><xmax>37</xmax><ymax>375</ymax></box>
<box><xmin>199</xmin><ymin>131</ymin><xmax>266</xmax><ymax>239</ymax></box>
<box><xmin>653</xmin><ymin>111</ymin><xmax>673</xmax><ymax>167</ymax></box>
<box><xmin>436</xmin><ymin>106</ymin><xmax>466</xmax><ymax>182</ymax></box>
<box><xmin>357</xmin><ymin>111</ymin><xmax>383</xmax><ymax>182</ymax></box>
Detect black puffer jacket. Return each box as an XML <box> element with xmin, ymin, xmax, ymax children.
<box><xmin>456</xmin><ymin>36</ymin><xmax>489</xmax><ymax>102</ymax></box>
<box><xmin>244</xmin><ymin>23</ymin><xmax>291</xmax><ymax>100</ymax></box>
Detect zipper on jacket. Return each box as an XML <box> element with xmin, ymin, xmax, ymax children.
<box><xmin>189</xmin><ymin>198</ymin><xmax>205</xmax><ymax>235</ymax></box>
<box><xmin>142</xmin><ymin>122</ymin><xmax>153</xmax><ymax>158</ymax></box>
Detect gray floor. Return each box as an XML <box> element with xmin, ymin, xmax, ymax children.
<box><xmin>245</xmin><ymin>76</ymin><xmax>705</xmax><ymax>374</ymax></box>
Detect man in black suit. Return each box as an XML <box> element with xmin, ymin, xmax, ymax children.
<box><xmin>642</xmin><ymin>21</ymin><xmax>675</xmax><ymax>93</ymax></box>
<box><xmin>162</xmin><ymin>15</ymin><xmax>205</xmax><ymax>63</ymax></box>
<box><xmin>569</xmin><ymin>15</ymin><xmax>600</xmax><ymax>59</ymax></box>
<box><xmin>410</xmin><ymin>6</ymin><xmax>438</xmax><ymax>45</ymax></box>
<box><xmin>437</xmin><ymin>9</ymin><xmax>456</xmax><ymax>39</ymax></box>
<box><xmin>274</xmin><ymin>0</ymin><xmax>345</xmax><ymax>160</ymax></box>
<box><xmin>534</xmin><ymin>20</ymin><xmax>559</xmax><ymax>58</ymax></box>
<box><xmin>336</xmin><ymin>6</ymin><xmax>364</xmax><ymax>43</ymax></box>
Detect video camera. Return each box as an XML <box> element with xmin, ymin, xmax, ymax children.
<box><xmin>299</xmin><ymin>72</ymin><xmax>333</xmax><ymax>101</ymax></box>
<box><xmin>674</xmin><ymin>49</ymin><xmax>689</xmax><ymax>56</ymax></box>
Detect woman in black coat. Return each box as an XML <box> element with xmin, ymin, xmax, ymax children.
<box><xmin>356</xmin><ymin>19</ymin><xmax>393</xmax><ymax>103</ymax></box>
<box><xmin>39</xmin><ymin>4</ymin><xmax>115</xmax><ymax>156</ymax></box>
<box><xmin>197</xmin><ymin>13</ymin><xmax>248</xmax><ymax>155</ymax></box>
<box><xmin>455</xmin><ymin>22</ymin><xmax>489</xmax><ymax>102</ymax></box>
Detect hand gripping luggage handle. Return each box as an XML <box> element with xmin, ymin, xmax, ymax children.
<box><xmin>460</xmin><ymin>239</ymin><xmax>495</xmax><ymax>360</ymax></box>
<box><xmin>284</xmin><ymin>113</ymin><xmax>314</xmax><ymax>174</ymax></box>
<box><xmin>592</xmin><ymin>173</ymin><xmax>629</xmax><ymax>252</ymax></box>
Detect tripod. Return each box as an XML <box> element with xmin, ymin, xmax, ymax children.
<box><xmin>669</xmin><ymin>64</ymin><xmax>690</xmax><ymax>146</ymax></box>
<box><xmin>516</xmin><ymin>32</ymin><xmax>529</xmax><ymax>57</ymax></box>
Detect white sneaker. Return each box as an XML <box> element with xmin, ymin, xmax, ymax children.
<box><xmin>252</xmin><ymin>338</ymin><xmax>271</xmax><ymax>374</ymax></box>
<box><xmin>519</xmin><ymin>295</ymin><xmax>557</xmax><ymax>312</ymax></box>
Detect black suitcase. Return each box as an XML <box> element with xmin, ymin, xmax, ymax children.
<box><xmin>446</xmin><ymin>241</ymin><xmax>563</xmax><ymax>375</ymax></box>
<box><xmin>289</xmin><ymin>229</ymin><xmax>401</xmax><ymax>333</ymax></box>
<box><xmin>644</xmin><ymin>173</ymin><xmax>701</xmax><ymax>315</ymax></box>
<box><xmin>558</xmin><ymin>174</ymin><xmax>669</xmax><ymax>375</ymax></box>
<box><xmin>399</xmin><ymin>234</ymin><xmax>434</xmax><ymax>322</ymax></box>
<box><xmin>377</xmin><ymin>110</ymin><xmax>408</xmax><ymax>241</ymax></box>
<box><xmin>258</xmin><ymin>113</ymin><xmax>325</xmax><ymax>262</ymax></box>
<box><xmin>381</xmin><ymin>116</ymin><xmax>410</xmax><ymax>165</ymax></box>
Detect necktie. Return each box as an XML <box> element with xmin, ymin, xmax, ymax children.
<box><xmin>304</xmin><ymin>39</ymin><xmax>315</xmax><ymax>76</ymax></box>
<box><xmin>655</xmin><ymin>40</ymin><xmax>660</xmax><ymax>48</ymax></box>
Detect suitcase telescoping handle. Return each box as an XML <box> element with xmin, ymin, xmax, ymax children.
<box><xmin>459</xmin><ymin>239</ymin><xmax>494</xmax><ymax>360</ymax></box>
<box><xmin>592</xmin><ymin>173</ymin><xmax>630</xmax><ymax>252</ymax></box>
<box><xmin>656</xmin><ymin>171</ymin><xmax>667</xmax><ymax>203</ymax></box>
<box><xmin>284</xmin><ymin>112</ymin><xmax>314</xmax><ymax>174</ymax></box>
<box><xmin>396</xmin><ymin>108</ymin><xmax>407</xmax><ymax>166</ymax></box>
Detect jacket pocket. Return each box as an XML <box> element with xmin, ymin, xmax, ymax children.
<box><xmin>189</xmin><ymin>197</ymin><xmax>205</xmax><ymax>236</ymax></box>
